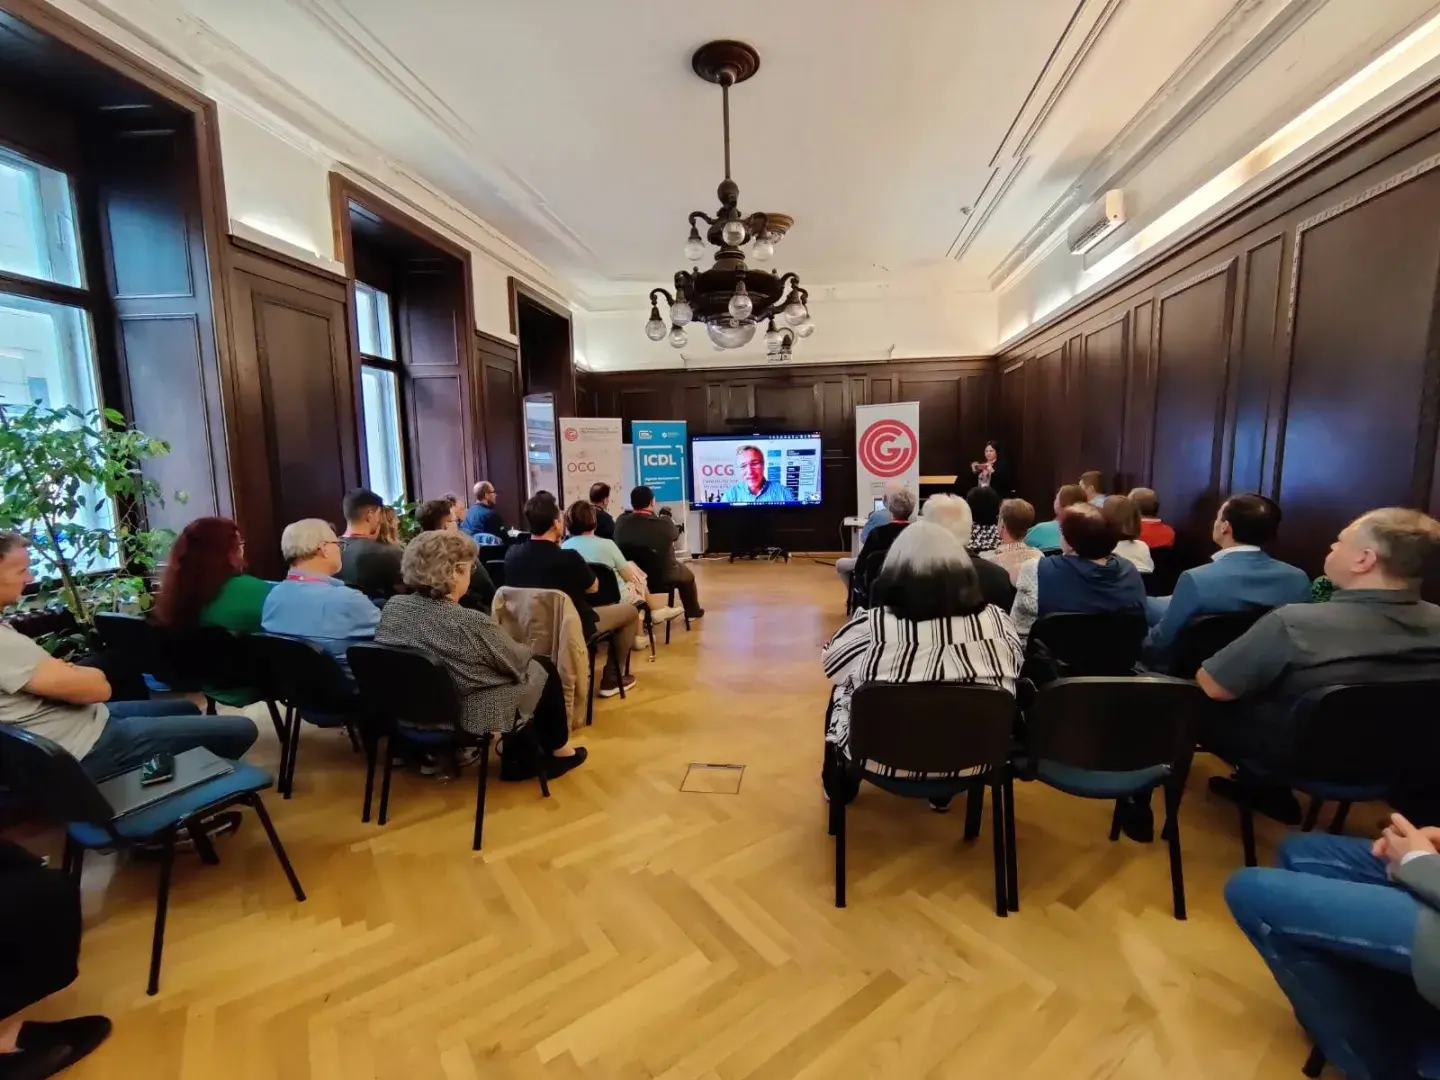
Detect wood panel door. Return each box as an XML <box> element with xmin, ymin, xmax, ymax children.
<box><xmin>226</xmin><ymin>249</ymin><xmax>355</xmax><ymax>578</ymax></box>
<box><xmin>478</xmin><ymin>334</ymin><xmax>525</xmax><ymax>525</ymax></box>
<box><xmin>401</xmin><ymin>267</ymin><xmax>474</xmax><ymax>502</ymax></box>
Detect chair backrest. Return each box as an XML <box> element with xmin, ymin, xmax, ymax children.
<box><xmin>586</xmin><ymin>562</ymin><xmax>621</xmax><ymax>606</ymax></box>
<box><xmin>1029</xmin><ymin>611</ymin><xmax>1148</xmax><ymax>676</ymax></box>
<box><xmin>94</xmin><ymin>611</ymin><xmax>205</xmax><ymax>691</ymax></box>
<box><xmin>1167</xmin><ymin>610</ymin><xmax>1267</xmax><ymax>679</ymax></box>
<box><xmin>847</xmin><ymin>682</ymin><xmax>1016</xmax><ymax>776</ymax></box>
<box><xmin>1027</xmin><ymin>676</ymin><xmax>1204</xmax><ymax>772</ymax></box>
<box><xmin>249</xmin><ymin>633</ymin><xmax>355</xmax><ymax>712</ymax></box>
<box><xmin>347</xmin><ymin>642</ymin><xmax>462</xmax><ymax>732</ymax></box>
<box><xmin>852</xmin><ymin>545</ymin><xmax>890</xmax><ymax>609</ymax></box>
<box><xmin>0</xmin><ymin>725</ymin><xmax>116</xmax><ymax>830</ymax></box>
<box><xmin>619</xmin><ymin>543</ymin><xmax>671</xmax><ymax>588</ymax></box>
<box><xmin>155</xmin><ymin>623</ymin><xmax>252</xmax><ymax>690</ymax></box>
<box><xmin>483</xmin><ymin>559</ymin><xmax>506</xmax><ymax>588</ymax></box>
<box><xmin>1290</xmin><ymin>681</ymin><xmax>1440</xmax><ymax>785</ymax></box>
<box><xmin>1146</xmin><ymin>545</ymin><xmax>1182</xmax><ymax>597</ymax></box>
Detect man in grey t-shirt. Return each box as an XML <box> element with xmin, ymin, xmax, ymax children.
<box><xmin>0</xmin><ymin>532</ymin><xmax>258</xmax><ymax>781</ymax></box>
<box><xmin>1199</xmin><ymin>508</ymin><xmax>1440</xmax><ymax>820</ymax></box>
<box><xmin>336</xmin><ymin>488</ymin><xmax>402</xmax><ymax>599</ymax></box>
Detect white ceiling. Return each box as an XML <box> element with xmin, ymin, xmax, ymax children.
<box><xmin>111</xmin><ymin>0</ymin><xmax>1440</xmax><ymax>312</ymax></box>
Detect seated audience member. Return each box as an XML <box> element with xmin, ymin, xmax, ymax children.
<box><xmin>919</xmin><ymin>494</ymin><xmax>1017</xmax><ymax>610</ymax></box>
<box><xmin>461</xmin><ymin>481</ymin><xmax>506</xmax><ymax>540</ymax></box>
<box><xmin>965</xmin><ymin>486</ymin><xmax>1002</xmax><ymax>553</ymax></box>
<box><xmin>445</xmin><ymin>493</ymin><xmax>464</xmax><ymax>528</ymax></box>
<box><xmin>1079</xmin><ymin>470</ymin><xmax>1106</xmax><ymax>508</ymax></box>
<box><xmin>822</xmin><ymin>521</ymin><xmax>1023</xmax><ymax>802</ymax></box>
<box><xmin>1101</xmin><ymin>494</ymin><xmax>1154</xmax><ymax>574</ymax></box>
<box><xmin>1010</xmin><ymin>503</ymin><xmax>1147</xmax><ymax>644</ymax></box>
<box><xmin>0</xmin><ymin>531</ymin><xmax>258</xmax><ymax>783</ymax></box>
<box><xmin>1142</xmin><ymin>493</ymin><xmax>1311</xmax><ymax>667</ymax></box>
<box><xmin>1198</xmin><ymin>508</ymin><xmax>1440</xmax><ymax>821</ymax></box>
<box><xmin>417</xmin><ymin>498</ymin><xmax>496</xmax><ymax>612</ymax></box>
<box><xmin>613</xmin><ymin>486</ymin><xmax>705</xmax><ymax>620</ymax></box>
<box><xmin>154</xmin><ymin>516</ymin><xmax>274</xmax><ymax>707</ymax></box>
<box><xmin>337</xmin><ymin>488</ymin><xmax>403</xmax><ymax>599</ymax></box>
<box><xmin>1129</xmin><ymin>487</ymin><xmax>1175</xmax><ymax>549</ymax></box>
<box><xmin>589</xmin><ymin>483</ymin><xmax>617</xmax><ymax>540</ymax></box>
<box><xmin>1226</xmin><ymin>815</ymin><xmax>1440</xmax><ymax>1080</ymax></box>
<box><xmin>262</xmin><ymin>519</ymin><xmax>381</xmax><ymax>685</ymax></box>
<box><xmin>375</xmin><ymin>505</ymin><xmax>401</xmax><ymax>547</ymax></box>
<box><xmin>836</xmin><ymin>480</ymin><xmax>902</xmax><ymax>591</ymax></box>
<box><xmin>849</xmin><ymin>486</ymin><xmax>917</xmax><ymax>601</ymax></box>
<box><xmin>983</xmin><ymin>498</ymin><xmax>1042</xmax><ymax>585</ymax></box>
<box><xmin>506</xmin><ymin>494</ymin><xmax>639</xmax><ymax>697</ymax></box>
<box><xmin>376</xmin><ymin>531</ymin><xmax>586</xmax><ymax>778</ymax></box>
<box><xmin>1025</xmin><ymin>484</ymin><xmax>1088</xmax><ymax>551</ymax></box>
<box><xmin>0</xmin><ymin>847</ymin><xmax>111</xmax><ymax>1077</ymax></box>
<box><xmin>562</xmin><ymin>501</ymin><xmax>645</xmax><ymax>607</ymax></box>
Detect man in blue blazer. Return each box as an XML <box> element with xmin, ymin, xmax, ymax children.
<box><xmin>1143</xmin><ymin>493</ymin><xmax>1311</xmax><ymax>668</ymax></box>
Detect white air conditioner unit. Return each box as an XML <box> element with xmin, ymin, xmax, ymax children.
<box><xmin>1067</xmin><ymin>189</ymin><xmax>1126</xmax><ymax>255</ymax></box>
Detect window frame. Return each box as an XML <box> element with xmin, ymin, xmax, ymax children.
<box><xmin>354</xmin><ymin>280</ymin><xmax>409</xmax><ymax>504</ymax></box>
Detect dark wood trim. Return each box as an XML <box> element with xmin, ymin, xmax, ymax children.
<box><xmin>329</xmin><ymin>172</ymin><xmax>473</xmax><ymax>268</ymax></box>
<box><xmin>227</xmin><ymin>232</ymin><xmax>348</xmax><ymax>285</ymax></box>
<box><xmin>0</xmin><ymin>271</ymin><xmax>92</xmax><ymax>307</ymax></box>
<box><xmin>478</xmin><ymin>327</ymin><xmax>518</xmax><ymax>352</ymax></box>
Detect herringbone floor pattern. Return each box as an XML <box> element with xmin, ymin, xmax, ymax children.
<box><xmin>41</xmin><ymin>560</ymin><xmax>1319</xmax><ymax>1079</ymax></box>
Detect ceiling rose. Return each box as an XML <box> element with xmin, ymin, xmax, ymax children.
<box><xmin>645</xmin><ymin>40</ymin><xmax>811</xmax><ymax>354</ymax></box>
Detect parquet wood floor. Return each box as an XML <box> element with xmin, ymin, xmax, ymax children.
<box><xmin>37</xmin><ymin>559</ymin><xmax>1323</xmax><ymax>1079</ymax></box>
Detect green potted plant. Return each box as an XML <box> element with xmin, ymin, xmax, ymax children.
<box><xmin>0</xmin><ymin>403</ymin><xmax>180</xmax><ymax>653</ymax></box>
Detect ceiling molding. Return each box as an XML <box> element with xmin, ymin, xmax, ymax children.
<box><xmin>987</xmin><ymin>0</ymin><xmax>1325</xmax><ymax>290</ymax></box>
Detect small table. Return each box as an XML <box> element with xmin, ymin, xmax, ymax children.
<box><xmin>842</xmin><ymin>516</ymin><xmax>865</xmax><ymax>557</ymax></box>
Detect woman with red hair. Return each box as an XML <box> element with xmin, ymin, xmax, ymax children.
<box><xmin>155</xmin><ymin>517</ymin><xmax>273</xmax><ymax>635</ymax></box>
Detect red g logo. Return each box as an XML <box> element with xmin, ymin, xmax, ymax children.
<box><xmin>858</xmin><ymin>419</ymin><xmax>917</xmax><ymax>478</ymax></box>
<box><xmin>563</xmin><ymin>427</ymin><xmax>579</xmax><ymax>442</ymax></box>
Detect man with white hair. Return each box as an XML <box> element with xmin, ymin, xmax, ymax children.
<box><xmin>920</xmin><ymin>494</ymin><xmax>1019</xmax><ymax>610</ymax></box>
<box><xmin>261</xmin><ymin>518</ymin><xmax>382</xmax><ymax>685</ymax></box>
<box><xmin>847</xmin><ymin>486</ymin><xmax>918</xmax><ymax>608</ymax></box>
<box><xmin>836</xmin><ymin>480</ymin><xmax>904</xmax><ymax>591</ymax></box>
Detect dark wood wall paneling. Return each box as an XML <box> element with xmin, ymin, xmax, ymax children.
<box><xmin>997</xmin><ymin>87</ymin><xmax>1440</xmax><ymax>577</ymax></box>
<box><xmin>576</xmin><ymin>358</ymin><xmax>994</xmax><ymax>552</ymax></box>
<box><xmin>477</xmin><ymin>331</ymin><xmax>525</xmax><ymax>525</ymax></box>
<box><xmin>512</xmin><ymin>280</ymin><xmax>576</xmax><ymax>418</ymax></box>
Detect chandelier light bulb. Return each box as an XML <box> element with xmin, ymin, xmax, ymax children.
<box><xmin>720</xmin><ymin>219</ymin><xmax>747</xmax><ymax>246</ymax></box>
<box><xmin>784</xmin><ymin>298</ymin><xmax>808</xmax><ymax>325</ymax></box>
<box><xmin>728</xmin><ymin>282</ymin><xmax>753</xmax><ymax>321</ymax></box>
<box><xmin>683</xmin><ymin>229</ymin><xmax>706</xmax><ymax>263</ymax></box>
<box><xmin>644</xmin><ymin>310</ymin><xmax>667</xmax><ymax>341</ymax></box>
<box><xmin>668</xmin><ymin>325</ymin><xmax>688</xmax><ymax>349</ymax></box>
<box><xmin>764</xmin><ymin>320</ymin><xmax>783</xmax><ymax>348</ymax></box>
<box><xmin>794</xmin><ymin>318</ymin><xmax>815</xmax><ymax>338</ymax></box>
<box><xmin>671</xmin><ymin>298</ymin><xmax>693</xmax><ymax>325</ymax></box>
<box><xmin>751</xmin><ymin>235</ymin><xmax>774</xmax><ymax>262</ymax></box>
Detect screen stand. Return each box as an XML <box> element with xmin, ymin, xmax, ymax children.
<box><xmin>728</xmin><ymin>513</ymin><xmax>790</xmax><ymax>563</ymax></box>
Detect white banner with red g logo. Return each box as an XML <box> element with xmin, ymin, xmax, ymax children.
<box><xmin>855</xmin><ymin>402</ymin><xmax>920</xmax><ymax>515</ymax></box>
<box><xmin>558</xmin><ymin>418</ymin><xmax>624</xmax><ymax>509</ymax></box>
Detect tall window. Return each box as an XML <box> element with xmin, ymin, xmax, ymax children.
<box><xmin>355</xmin><ymin>281</ymin><xmax>406</xmax><ymax>505</ymax></box>
<box><xmin>0</xmin><ymin>146</ymin><xmax>111</xmax><ymax>566</ymax></box>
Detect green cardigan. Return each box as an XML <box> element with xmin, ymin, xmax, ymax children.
<box><xmin>198</xmin><ymin>575</ymin><xmax>274</xmax><ymax>705</ymax></box>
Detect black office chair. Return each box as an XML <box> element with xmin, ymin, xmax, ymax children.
<box><xmin>347</xmin><ymin>643</ymin><xmax>550</xmax><ymax>849</ymax></box>
<box><xmin>1026</xmin><ymin>611</ymin><xmax>1148</xmax><ymax>681</ymax></box>
<box><xmin>483</xmin><ymin>559</ymin><xmax>507</xmax><ymax>589</ymax></box>
<box><xmin>1232</xmin><ymin>680</ymin><xmax>1440</xmax><ymax>867</ymax></box>
<box><xmin>93</xmin><ymin>611</ymin><xmax>203</xmax><ymax>695</ymax></box>
<box><xmin>619</xmin><ymin>542</ymin><xmax>690</xmax><ymax>647</ymax></box>
<box><xmin>249</xmin><ymin>634</ymin><xmax>361</xmax><ymax>798</ymax></box>
<box><xmin>823</xmin><ymin>682</ymin><xmax>1017</xmax><ymax>915</ymax></box>
<box><xmin>1166</xmin><ymin>610</ymin><xmax>1267</xmax><ymax>680</ymax></box>
<box><xmin>586</xmin><ymin>562</ymin><xmax>622</xmax><ymax>606</ymax></box>
<box><xmin>0</xmin><ymin>725</ymin><xmax>303</xmax><ymax>994</ymax></box>
<box><xmin>1018</xmin><ymin>676</ymin><xmax>1204</xmax><ymax>919</ymax></box>
<box><xmin>846</xmin><ymin>546</ymin><xmax>888</xmax><ymax>616</ymax></box>
<box><xmin>148</xmin><ymin>623</ymin><xmax>257</xmax><ymax>714</ymax></box>
<box><xmin>1145</xmin><ymin>545</ymin><xmax>1182</xmax><ymax>597</ymax></box>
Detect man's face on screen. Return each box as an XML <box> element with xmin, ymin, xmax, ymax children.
<box><xmin>737</xmin><ymin>449</ymin><xmax>765</xmax><ymax>492</ymax></box>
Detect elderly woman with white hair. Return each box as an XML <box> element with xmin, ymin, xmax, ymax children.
<box><xmin>376</xmin><ymin>530</ymin><xmax>586</xmax><ymax>780</ymax></box>
<box><xmin>823</xmin><ymin>521</ymin><xmax>1023</xmax><ymax>801</ymax></box>
<box><xmin>919</xmin><ymin>494</ymin><xmax>1020</xmax><ymax>610</ymax></box>
<box><xmin>261</xmin><ymin>518</ymin><xmax>382</xmax><ymax>686</ymax></box>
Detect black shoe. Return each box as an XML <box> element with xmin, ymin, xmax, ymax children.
<box><xmin>0</xmin><ymin>1016</ymin><xmax>112</xmax><ymax>1078</ymax></box>
<box><xmin>928</xmin><ymin>797</ymin><xmax>953</xmax><ymax>813</ymax></box>
<box><xmin>1119</xmin><ymin>796</ymin><xmax>1155</xmax><ymax>843</ymax></box>
<box><xmin>547</xmin><ymin>747</ymin><xmax>588</xmax><ymax>778</ymax></box>
<box><xmin>1209</xmin><ymin>775</ymin><xmax>1303</xmax><ymax>825</ymax></box>
<box><xmin>687</xmin><ymin>609</ymin><xmax>705</xmax><ymax>620</ymax></box>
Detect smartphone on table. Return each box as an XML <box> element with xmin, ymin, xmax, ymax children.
<box><xmin>139</xmin><ymin>753</ymin><xmax>176</xmax><ymax>787</ymax></box>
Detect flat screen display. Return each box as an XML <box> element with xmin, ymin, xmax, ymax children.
<box><xmin>691</xmin><ymin>432</ymin><xmax>823</xmax><ymax>508</ymax></box>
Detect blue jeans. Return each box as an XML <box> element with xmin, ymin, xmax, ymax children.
<box><xmin>80</xmin><ymin>700</ymin><xmax>259</xmax><ymax>782</ymax></box>
<box><xmin>1226</xmin><ymin>833</ymin><xmax>1423</xmax><ymax>1080</ymax></box>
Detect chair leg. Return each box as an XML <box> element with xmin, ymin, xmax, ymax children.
<box><xmin>1240</xmin><ymin>798</ymin><xmax>1259</xmax><ymax>868</ymax></box>
<box><xmin>205</xmin><ymin>696</ymin><xmax>217</xmax><ymax>716</ymax></box>
<box><xmin>646</xmin><ymin>611</ymin><xmax>657</xmax><ymax>661</ymax></box>
<box><xmin>187</xmin><ymin>814</ymin><xmax>221</xmax><ymax>867</ymax></box>
<box><xmin>963</xmin><ymin>782</ymin><xmax>984</xmax><ymax>841</ymax></box>
<box><xmin>361</xmin><ymin>735</ymin><xmax>378</xmax><ymax>823</ymax></box>
<box><xmin>1164</xmin><ymin>780</ymin><xmax>1187</xmax><ymax>921</ymax></box>
<box><xmin>1003</xmin><ymin>776</ymin><xmax>1018</xmax><ymax>913</ymax></box>
<box><xmin>532</xmin><ymin>733</ymin><xmax>550</xmax><ymax>799</ymax></box>
<box><xmin>147</xmin><ymin>827</ymin><xmax>178</xmax><ymax>996</ymax></box>
<box><xmin>1328</xmin><ymin>801</ymin><xmax>1351</xmax><ymax>835</ymax></box>
<box><xmin>378</xmin><ymin>735</ymin><xmax>396</xmax><ymax>826</ymax></box>
<box><xmin>473</xmin><ymin>735</ymin><xmax>492</xmax><ymax>852</ymax></box>
<box><xmin>280</xmin><ymin>705</ymin><xmax>300</xmax><ymax>799</ymax></box>
<box><xmin>62</xmin><ymin>835</ymin><xmax>83</xmax><ymax>885</ymax></box>
<box><xmin>1300</xmin><ymin>796</ymin><xmax>1325</xmax><ymax>833</ymax></box>
<box><xmin>990</xmin><ymin>778</ymin><xmax>1008</xmax><ymax>918</ymax></box>
<box><xmin>833</xmin><ymin>798</ymin><xmax>847</xmax><ymax>909</ymax></box>
<box><xmin>345</xmin><ymin>723</ymin><xmax>361</xmax><ymax>754</ymax></box>
<box><xmin>247</xmin><ymin>795</ymin><xmax>305</xmax><ymax>901</ymax></box>
<box><xmin>585</xmin><ymin>645</ymin><xmax>597</xmax><ymax>727</ymax></box>
<box><xmin>265</xmin><ymin>699</ymin><xmax>286</xmax><ymax>745</ymax></box>
<box><xmin>1108</xmin><ymin>799</ymin><xmax>1124</xmax><ymax>842</ymax></box>
<box><xmin>1302</xmin><ymin>1046</ymin><xmax>1325</xmax><ymax>1078</ymax></box>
